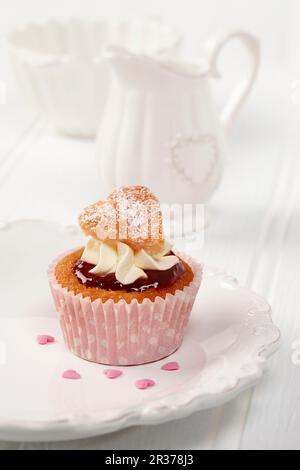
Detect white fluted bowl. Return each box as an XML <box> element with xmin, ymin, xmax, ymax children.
<box><xmin>7</xmin><ymin>18</ymin><xmax>181</xmax><ymax>137</ymax></box>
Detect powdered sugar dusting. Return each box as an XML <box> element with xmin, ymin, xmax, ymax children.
<box><xmin>79</xmin><ymin>186</ymin><xmax>164</xmax><ymax>245</ymax></box>
<box><xmin>109</xmin><ymin>186</ymin><xmax>163</xmax><ymax>243</ymax></box>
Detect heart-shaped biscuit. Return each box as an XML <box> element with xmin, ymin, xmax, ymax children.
<box><xmin>79</xmin><ymin>186</ymin><xmax>165</xmax><ymax>253</ymax></box>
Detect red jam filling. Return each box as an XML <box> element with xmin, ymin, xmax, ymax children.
<box><xmin>73</xmin><ymin>253</ymin><xmax>185</xmax><ymax>293</ymax></box>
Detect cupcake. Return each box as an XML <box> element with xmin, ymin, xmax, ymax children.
<box><xmin>48</xmin><ymin>186</ymin><xmax>202</xmax><ymax>365</ymax></box>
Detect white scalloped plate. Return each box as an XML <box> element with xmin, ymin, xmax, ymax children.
<box><xmin>0</xmin><ymin>221</ymin><xmax>280</xmax><ymax>442</ymax></box>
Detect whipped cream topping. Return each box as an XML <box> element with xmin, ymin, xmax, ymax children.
<box><xmin>81</xmin><ymin>236</ymin><xmax>179</xmax><ymax>285</ymax></box>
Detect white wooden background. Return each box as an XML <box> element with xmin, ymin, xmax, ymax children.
<box><xmin>0</xmin><ymin>0</ymin><xmax>299</xmax><ymax>450</ymax></box>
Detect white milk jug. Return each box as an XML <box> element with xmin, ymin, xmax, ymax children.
<box><xmin>96</xmin><ymin>30</ymin><xmax>259</xmax><ymax>203</ymax></box>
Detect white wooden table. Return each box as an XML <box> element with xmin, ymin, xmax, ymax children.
<box><xmin>0</xmin><ymin>0</ymin><xmax>299</xmax><ymax>450</ymax></box>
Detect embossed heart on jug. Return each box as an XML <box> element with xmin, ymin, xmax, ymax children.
<box><xmin>169</xmin><ymin>133</ymin><xmax>219</xmax><ymax>186</ymax></box>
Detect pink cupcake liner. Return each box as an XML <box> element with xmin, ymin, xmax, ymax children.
<box><xmin>48</xmin><ymin>250</ymin><xmax>202</xmax><ymax>366</ymax></box>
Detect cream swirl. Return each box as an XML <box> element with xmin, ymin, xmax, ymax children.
<box><xmin>81</xmin><ymin>236</ymin><xmax>179</xmax><ymax>285</ymax></box>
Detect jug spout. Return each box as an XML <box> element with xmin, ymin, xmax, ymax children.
<box><xmin>103</xmin><ymin>45</ymin><xmax>136</xmax><ymax>64</ymax></box>
<box><xmin>103</xmin><ymin>46</ymin><xmax>208</xmax><ymax>91</ymax></box>
<box><xmin>104</xmin><ymin>46</ymin><xmax>163</xmax><ymax>88</ymax></box>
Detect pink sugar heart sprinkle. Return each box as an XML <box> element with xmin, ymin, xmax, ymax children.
<box><xmin>135</xmin><ymin>379</ymin><xmax>156</xmax><ymax>390</ymax></box>
<box><xmin>37</xmin><ymin>335</ymin><xmax>55</xmax><ymax>345</ymax></box>
<box><xmin>62</xmin><ymin>370</ymin><xmax>81</xmax><ymax>380</ymax></box>
<box><xmin>45</xmin><ymin>335</ymin><xmax>55</xmax><ymax>343</ymax></box>
<box><xmin>161</xmin><ymin>361</ymin><xmax>180</xmax><ymax>371</ymax></box>
<box><xmin>103</xmin><ymin>369</ymin><xmax>123</xmax><ymax>379</ymax></box>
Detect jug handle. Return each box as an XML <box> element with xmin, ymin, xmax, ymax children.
<box><xmin>206</xmin><ymin>30</ymin><xmax>260</xmax><ymax>134</ymax></box>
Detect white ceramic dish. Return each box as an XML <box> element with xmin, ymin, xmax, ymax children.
<box><xmin>0</xmin><ymin>220</ymin><xmax>280</xmax><ymax>442</ymax></box>
<box><xmin>7</xmin><ymin>18</ymin><xmax>181</xmax><ymax>137</ymax></box>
